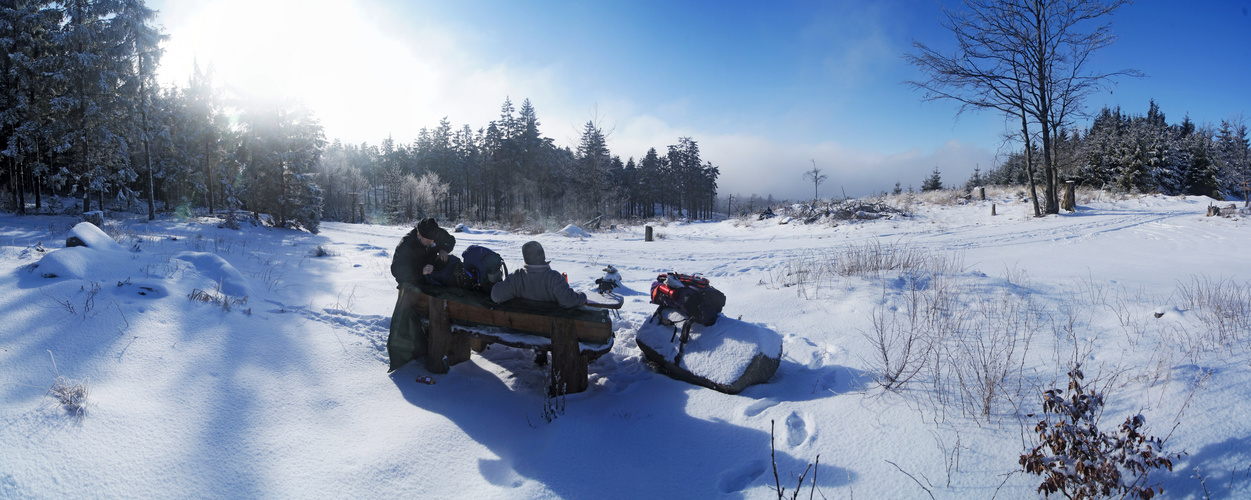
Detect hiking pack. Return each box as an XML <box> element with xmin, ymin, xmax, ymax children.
<box><xmin>596</xmin><ymin>265</ymin><xmax>622</xmax><ymax>294</ymax></box>
<box><xmin>649</xmin><ymin>272</ymin><xmax>726</xmax><ymax>326</ymax></box>
<box><xmin>461</xmin><ymin>245</ymin><xmax>507</xmax><ymax>293</ymax></box>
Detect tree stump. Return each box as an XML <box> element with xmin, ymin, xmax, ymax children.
<box><xmin>645</xmin><ymin>225</ymin><xmax>653</xmax><ymax>242</ymax></box>
<box><xmin>1061</xmin><ymin>180</ymin><xmax>1076</xmax><ymax>212</ymax></box>
<box><xmin>991</xmin><ymin>203</ymin><xmax>997</xmax><ymax>216</ymax></box>
<box><xmin>84</xmin><ymin>210</ymin><xmax>104</xmax><ymax>228</ymax></box>
<box><xmin>978</xmin><ymin>186</ymin><xmax>986</xmax><ymax>201</ymax></box>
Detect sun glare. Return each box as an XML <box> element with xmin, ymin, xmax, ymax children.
<box><xmin>157</xmin><ymin>0</ymin><xmax>442</xmax><ymax>143</ymax></box>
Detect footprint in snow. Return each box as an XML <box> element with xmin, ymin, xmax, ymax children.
<box><xmin>786</xmin><ymin>411</ymin><xmax>808</xmax><ymax>448</ymax></box>
<box><xmin>743</xmin><ymin>398</ymin><xmax>779</xmax><ymax>417</ymax></box>
<box><xmin>805</xmin><ymin>350</ymin><xmax>825</xmax><ymax>370</ymax></box>
<box><xmin>717</xmin><ymin>459</ymin><xmax>768</xmax><ymax>493</ymax></box>
<box><xmin>479</xmin><ymin>459</ymin><xmax>525</xmax><ymax>488</ymax></box>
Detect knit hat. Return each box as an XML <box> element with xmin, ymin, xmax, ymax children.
<box><xmin>522</xmin><ymin>241</ymin><xmax>549</xmax><ymax>265</ymax></box>
<box><xmin>417</xmin><ymin>218</ymin><xmax>438</xmax><ymax>239</ymax></box>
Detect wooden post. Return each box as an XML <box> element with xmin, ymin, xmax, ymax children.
<box><xmin>991</xmin><ymin>203</ymin><xmax>997</xmax><ymax>216</ymax></box>
<box><xmin>645</xmin><ymin>225</ymin><xmax>653</xmax><ymax>242</ymax></box>
<box><xmin>426</xmin><ymin>296</ymin><xmax>452</xmax><ymax>374</ymax></box>
<box><xmin>1062</xmin><ymin>180</ymin><xmax>1076</xmax><ymax>212</ymax></box>
<box><xmin>978</xmin><ymin>186</ymin><xmax>986</xmax><ymax>201</ymax></box>
<box><xmin>550</xmin><ymin>318</ymin><xmax>588</xmax><ymax>395</ymax></box>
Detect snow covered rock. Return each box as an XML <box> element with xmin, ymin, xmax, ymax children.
<box><xmin>65</xmin><ymin>222</ymin><xmax>123</xmax><ymax>251</ymax></box>
<box><xmin>635</xmin><ymin>309</ymin><xmax>782</xmax><ymax>394</ymax></box>
<box><xmin>557</xmin><ymin>224</ymin><xmax>590</xmax><ymax>238</ymax></box>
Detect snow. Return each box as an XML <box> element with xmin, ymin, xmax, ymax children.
<box><xmin>557</xmin><ymin>224</ymin><xmax>590</xmax><ymax>238</ymax></box>
<box><xmin>3</xmin><ymin>193</ymin><xmax>1251</xmax><ymax>498</ymax></box>
<box><xmin>171</xmin><ymin>251</ymin><xmax>253</xmax><ymax>297</ymax></box>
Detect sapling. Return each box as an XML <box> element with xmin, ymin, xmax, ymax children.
<box><xmin>1020</xmin><ymin>364</ymin><xmax>1181</xmax><ymax>499</ymax></box>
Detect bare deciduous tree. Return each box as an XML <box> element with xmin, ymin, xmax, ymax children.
<box><xmin>906</xmin><ymin>0</ymin><xmax>1139</xmax><ymax>215</ymax></box>
<box><xmin>803</xmin><ymin>159</ymin><xmax>827</xmax><ymax>203</ymax></box>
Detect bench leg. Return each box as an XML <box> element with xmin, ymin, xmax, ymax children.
<box><xmin>447</xmin><ymin>330</ymin><xmax>472</xmax><ymax>366</ymax></box>
<box><xmin>428</xmin><ymin>297</ymin><xmax>472</xmax><ymax>370</ymax></box>
<box><xmin>426</xmin><ymin>297</ymin><xmax>453</xmax><ymax>374</ymax></box>
<box><xmin>550</xmin><ymin>318</ymin><xmax>589</xmax><ymax>394</ymax></box>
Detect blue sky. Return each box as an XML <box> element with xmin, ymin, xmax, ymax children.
<box><xmin>150</xmin><ymin>0</ymin><xmax>1251</xmax><ymax>201</ymax></box>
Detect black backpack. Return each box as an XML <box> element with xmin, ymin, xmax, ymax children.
<box><xmin>649</xmin><ymin>272</ymin><xmax>726</xmax><ymax>325</ymax></box>
<box><xmin>461</xmin><ymin>245</ymin><xmax>507</xmax><ymax>293</ymax></box>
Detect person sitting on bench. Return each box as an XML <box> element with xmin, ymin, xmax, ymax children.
<box><xmin>393</xmin><ymin>217</ymin><xmax>461</xmax><ymax>288</ymax></box>
<box><xmin>386</xmin><ymin>218</ymin><xmax>457</xmax><ymax>372</ymax></box>
<box><xmin>491</xmin><ymin>241</ymin><xmax>587</xmax><ymax>308</ymax></box>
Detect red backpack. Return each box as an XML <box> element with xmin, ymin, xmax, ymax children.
<box><xmin>649</xmin><ymin>272</ymin><xmax>726</xmax><ymax>325</ymax></box>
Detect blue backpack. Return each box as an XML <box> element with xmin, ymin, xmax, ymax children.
<box><xmin>461</xmin><ymin>245</ymin><xmax>507</xmax><ymax>292</ymax></box>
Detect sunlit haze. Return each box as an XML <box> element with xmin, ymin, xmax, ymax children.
<box><xmin>149</xmin><ymin>0</ymin><xmax>1251</xmax><ymax>200</ymax></box>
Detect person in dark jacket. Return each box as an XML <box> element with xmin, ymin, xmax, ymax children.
<box><xmin>387</xmin><ymin>218</ymin><xmax>456</xmax><ymax>372</ymax></box>
<box><xmin>391</xmin><ymin>218</ymin><xmax>457</xmax><ymax>289</ymax></box>
<box><xmin>490</xmin><ymin>241</ymin><xmax>587</xmax><ymax>308</ymax></box>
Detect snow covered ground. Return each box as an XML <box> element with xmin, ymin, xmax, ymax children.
<box><xmin>3</xmin><ymin>192</ymin><xmax>1250</xmax><ymax>499</ymax></box>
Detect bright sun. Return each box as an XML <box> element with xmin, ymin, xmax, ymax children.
<box><xmin>155</xmin><ymin>0</ymin><xmax>441</xmax><ymax>143</ymax></box>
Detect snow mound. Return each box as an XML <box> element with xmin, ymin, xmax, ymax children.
<box><xmin>33</xmin><ymin>247</ymin><xmax>96</xmax><ymax>279</ymax></box>
<box><xmin>32</xmin><ymin>223</ymin><xmax>126</xmax><ymax>279</ymax></box>
<box><xmin>557</xmin><ymin>224</ymin><xmax>590</xmax><ymax>238</ymax></box>
<box><xmin>172</xmin><ymin>251</ymin><xmax>252</xmax><ymax>297</ymax></box>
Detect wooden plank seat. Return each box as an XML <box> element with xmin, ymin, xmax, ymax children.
<box><xmin>413</xmin><ymin>285</ymin><xmax>614</xmax><ymax>394</ymax></box>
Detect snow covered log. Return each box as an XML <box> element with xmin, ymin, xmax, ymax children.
<box><xmin>635</xmin><ymin>308</ymin><xmax>782</xmax><ymax>394</ymax></box>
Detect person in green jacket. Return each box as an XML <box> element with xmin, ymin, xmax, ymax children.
<box><xmin>387</xmin><ymin>218</ymin><xmax>456</xmax><ymax>372</ymax></box>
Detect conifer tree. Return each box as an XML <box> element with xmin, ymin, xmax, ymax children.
<box><xmin>1183</xmin><ymin>130</ymin><xmax>1222</xmax><ymax>199</ymax></box>
<box><xmin>237</xmin><ymin>102</ymin><xmax>325</xmax><ymax>233</ymax></box>
<box><xmin>922</xmin><ymin>167</ymin><xmax>943</xmax><ymax>191</ymax></box>
<box><xmin>575</xmin><ymin>120</ymin><xmax>610</xmax><ymax>218</ymax></box>
<box><xmin>1</xmin><ymin>0</ymin><xmax>61</xmax><ymax>214</ymax></box>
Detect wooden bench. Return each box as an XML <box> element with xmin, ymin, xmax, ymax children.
<box><xmin>412</xmin><ymin>286</ymin><xmax>614</xmax><ymax>394</ymax></box>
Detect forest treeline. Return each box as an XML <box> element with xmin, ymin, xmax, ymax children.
<box><xmin>316</xmin><ymin>99</ymin><xmax>722</xmax><ymax>226</ymax></box>
<box><xmin>980</xmin><ymin>101</ymin><xmax>1251</xmax><ymax>201</ymax></box>
<box><xmin>0</xmin><ymin>1</ymin><xmax>720</xmax><ymax>233</ymax></box>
